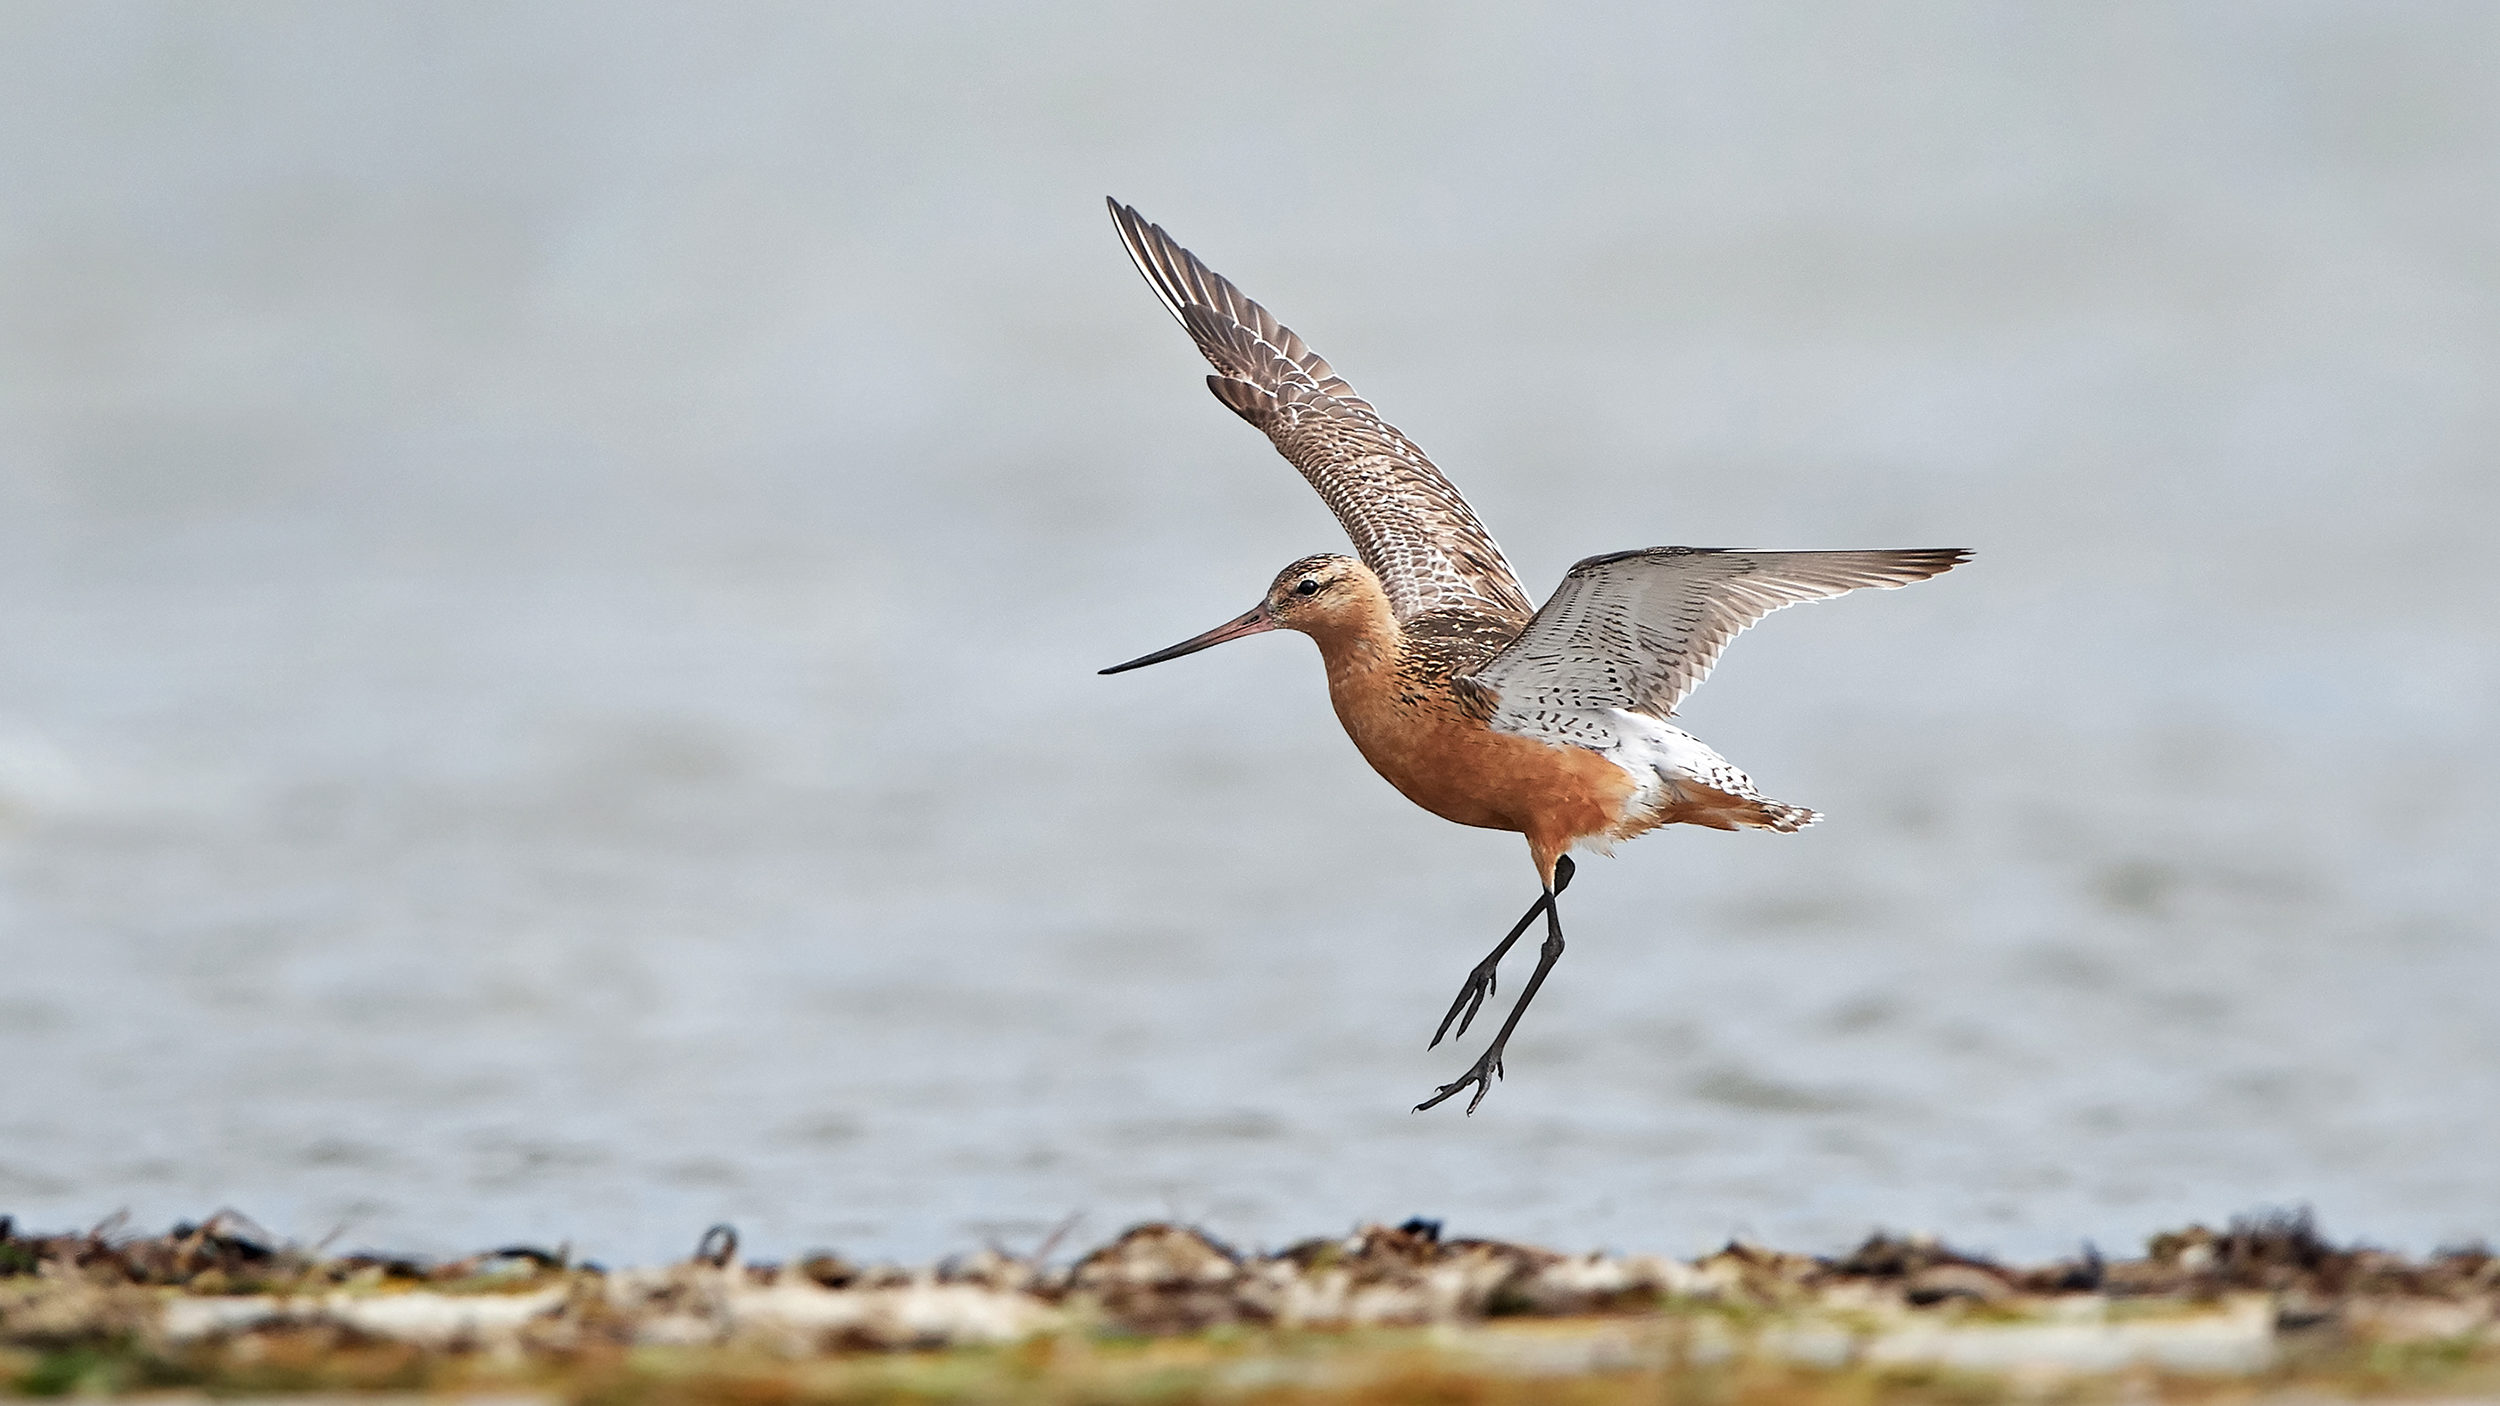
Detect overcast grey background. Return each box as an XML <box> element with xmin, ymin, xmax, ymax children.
<box><xmin>2</xmin><ymin>3</ymin><xmax>2495</xmax><ymax>1266</ymax></box>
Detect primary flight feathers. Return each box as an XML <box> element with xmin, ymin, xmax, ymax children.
<box><xmin>1109</xmin><ymin>198</ymin><xmax>1535</xmax><ymax>624</ymax></box>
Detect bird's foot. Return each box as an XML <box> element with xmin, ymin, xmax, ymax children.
<box><xmin>1414</xmin><ymin>1046</ymin><xmax>1506</xmax><ymax>1115</ymax></box>
<box><xmin>1427</xmin><ymin>958</ymin><xmax>1501</xmax><ymax>1049</ymax></box>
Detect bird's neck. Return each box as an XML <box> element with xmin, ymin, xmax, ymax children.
<box><xmin>1302</xmin><ymin>592</ymin><xmax>1406</xmax><ymax>700</ymax></box>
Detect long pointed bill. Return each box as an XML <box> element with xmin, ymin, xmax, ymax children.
<box><xmin>1099</xmin><ymin>604</ymin><xmax>1277</xmax><ymax>675</ymax></box>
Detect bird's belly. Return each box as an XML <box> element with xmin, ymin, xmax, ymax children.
<box><xmin>1339</xmin><ymin>703</ymin><xmax>1637</xmax><ymax>842</ymax></box>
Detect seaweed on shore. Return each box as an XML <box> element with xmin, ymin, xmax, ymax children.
<box><xmin>2</xmin><ymin>1207</ymin><xmax>2496</xmax><ymax>1402</ymax></box>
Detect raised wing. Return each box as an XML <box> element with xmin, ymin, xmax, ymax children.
<box><xmin>1472</xmin><ymin>547</ymin><xmax>1970</xmax><ymax>726</ymax></box>
<box><xmin>1108</xmin><ymin>199</ymin><xmax>1533</xmax><ymax>623</ymax></box>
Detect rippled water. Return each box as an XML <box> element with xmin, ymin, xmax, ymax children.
<box><xmin>3</xmin><ymin>4</ymin><xmax>2496</xmax><ymax>1267</ymax></box>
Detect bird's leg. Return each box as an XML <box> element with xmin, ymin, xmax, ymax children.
<box><xmin>1428</xmin><ymin>856</ymin><xmax>1573</xmax><ymax>1049</ymax></box>
<box><xmin>1416</xmin><ymin>864</ymin><xmax>1571</xmax><ymax>1115</ymax></box>
<box><xmin>1425</xmin><ymin>898</ymin><xmax>1540</xmax><ymax>1051</ymax></box>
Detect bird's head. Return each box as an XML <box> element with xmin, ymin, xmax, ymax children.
<box><xmin>1259</xmin><ymin>553</ymin><xmax>1376</xmax><ymax>630</ymax></box>
<box><xmin>1100</xmin><ymin>554</ymin><xmax>1382</xmax><ymax>675</ymax></box>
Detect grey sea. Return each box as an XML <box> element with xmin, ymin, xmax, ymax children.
<box><xmin>2</xmin><ymin>4</ymin><xmax>2495</xmax><ymax>1267</ymax></box>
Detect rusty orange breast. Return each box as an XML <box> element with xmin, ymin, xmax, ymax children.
<box><xmin>1317</xmin><ymin>635</ymin><xmax>1638</xmax><ymax>849</ymax></box>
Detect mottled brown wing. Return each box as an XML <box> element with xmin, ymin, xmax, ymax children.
<box><xmin>1473</xmin><ymin>547</ymin><xmax>1970</xmax><ymax>728</ymax></box>
<box><xmin>1109</xmin><ymin>199</ymin><xmax>1533</xmax><ymax>624</ymax></box>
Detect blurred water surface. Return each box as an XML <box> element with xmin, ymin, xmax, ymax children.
<box><xmin>2</xmin><ymin>4</ymin><xmax>2495</xmax><ymax>1265</ymax></box>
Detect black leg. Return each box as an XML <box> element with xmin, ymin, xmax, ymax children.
<box><xmin>1428</xmin><ymin>855</ymin><xmax>1572</xmax><ymax>1049</ymax></box>
<box><xmin>1416</xmin><ymin>864</ymin><xmax>1571</xmax><ymax>1115</ymax></box>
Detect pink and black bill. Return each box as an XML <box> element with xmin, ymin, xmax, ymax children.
<box><xmin>1099</xmin><ymin>604</ymin><xmax>1277</xmax><ymax>674</ymax></box>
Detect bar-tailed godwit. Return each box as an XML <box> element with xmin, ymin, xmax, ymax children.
<box><xmin>1100</xmin><ymin>200</ymin><xmax>1968</xmax><ymax>1113</ymax></box>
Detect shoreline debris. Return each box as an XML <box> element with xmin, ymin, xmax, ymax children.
<box><xmin>2</xmin><ymin>1209</ymin><xmax>2493</xmax><ymax>1398</ymax></box>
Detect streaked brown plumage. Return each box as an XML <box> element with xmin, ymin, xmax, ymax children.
<box><xmin>1100</xmin><ymin>200</ymin><xmax>1969</xmax><ymax>1113</ymax></box>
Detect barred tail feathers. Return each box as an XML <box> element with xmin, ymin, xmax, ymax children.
<box><xmin>1751</xmin><ymin>798</ymin><xmax>1821</xmax><ymax>833</ymax></box>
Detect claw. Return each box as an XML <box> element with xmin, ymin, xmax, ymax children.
<box><xmin>1415</xmin><ymin>1071</ymin><xmax>1479</xmax><ymax>1114</ymax></box>
<box><xmin>1415</xmin><ymin>1044</ymin><xmax>1509</xmax><ymax>1115</ymax></box>
<box><xmin>1428</xmin><ymin>960</ymin><xmax>1501</xmax><ymax>1049</ymax></box>
<box><xmin>1457</xmin><ymin>972</ymin><xmax>1494</xmax><ymax>1038</ymax></box>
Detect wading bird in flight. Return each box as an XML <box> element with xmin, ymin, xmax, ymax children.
<box><xmin>1099</xmin><ymin>200</ymin><xmax>1967</xmax><ymax>1113</ymax></box>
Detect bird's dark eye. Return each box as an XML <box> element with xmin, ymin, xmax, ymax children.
<box><xmin>1294</xmin><ymin>579</ymin><xmax>1320</xmax><ymax>596</ymax></box>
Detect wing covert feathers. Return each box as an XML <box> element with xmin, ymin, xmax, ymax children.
<box><xmin>1474</xmin><ymin>547</ymin><xmax>1970</xmax><ymax>726</ymax></box>
<box><xmin>1108</xmin><ymin>198</ymin><xmax>1533</xmax><ymax>623</ymax></box>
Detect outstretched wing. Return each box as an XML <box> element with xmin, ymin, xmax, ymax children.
<box><xmin>1471</xmin><ymin>547</ymin><xmax>1970</xmax><ymax>726</ymax></box>
<box><xmin>1108</xmin><ymin>199</ymin><xmax>1533</xmax><ymax>624</ymax></box>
